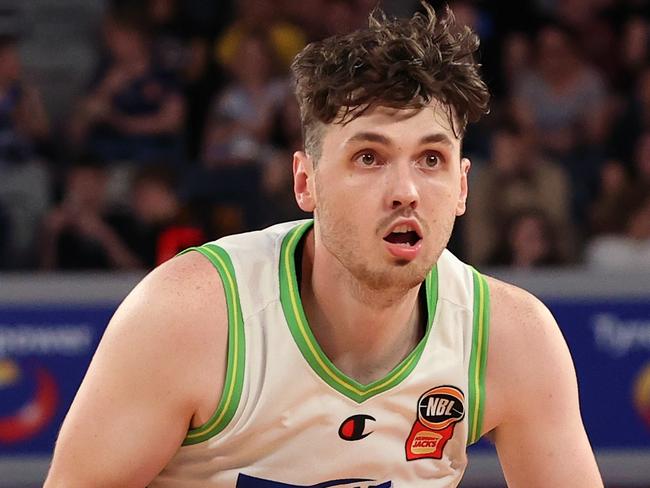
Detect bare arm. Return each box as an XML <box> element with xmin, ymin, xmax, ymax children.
<box><xmin>483</xmin><ymin>278</ymin><xmax>602</xmax><ymax>488</ymax></box>
<box><xmin>110</xmin><ymin>93</ymin><xmax>185</xmax><ymax>135</ymax></box>
<box><xmin>44</xmin><ymin>251</ymin><xmax>227</xmax><ymax>487</ymax></box>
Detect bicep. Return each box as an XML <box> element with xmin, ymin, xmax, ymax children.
<box><xmin>46</xmin><ymin>253</ymin><xmax>227</xmax><ymax>487</ymax></box>
<box><xmin>47</xmin><ymin>328</ymin><xmax>192</xmax><ymax>487</ymax></box>
<box><xmin>493</xmin><ymin>337</ymin><xmax>599</xmax><ymax>487</ymax></box>
<box><xmin>487</xmin><ymin>282</ymin><xmax>602</xmax><ymax>487</ymax></box>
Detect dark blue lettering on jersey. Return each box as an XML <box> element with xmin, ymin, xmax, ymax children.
<box><xmin>236</xmin><ymin>474</ymin><xmax>392</xmax><ymax>488</ymax></box>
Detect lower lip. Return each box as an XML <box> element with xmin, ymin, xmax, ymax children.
<box><xmin>383</xmin><ymin>239</ymin><xmax>423</xmax><ymax>261</ymax></box>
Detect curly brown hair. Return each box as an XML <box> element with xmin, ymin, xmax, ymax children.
<box><xmin>291</xmin><ymin>3</ymin><xmax>490</xmax><ymax>161</ymax></box>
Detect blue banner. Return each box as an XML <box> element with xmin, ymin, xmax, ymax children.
<box><xmin>551</xmin><ymin>299</ymin><xmax>650</xmax><ymax>448</ymax></box>
<box><xmin>1</xmin><ymin>299</ymin><xmax>649</xmax><ymax>457</ymax></box>
<box><xmin>470</xmin><ymin>298</ymin><xmax>650</xmax><ymax>454</ymax></box>
<box><xmin>0</xmin><ymin>305</ymin><xmax>117</xmax><ymax>454</ymax></box>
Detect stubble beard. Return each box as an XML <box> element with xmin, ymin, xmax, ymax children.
<box><xmin>316</xmin><ymin>203</ymin><xmax>454</xmax><ymax>299</ymax></box>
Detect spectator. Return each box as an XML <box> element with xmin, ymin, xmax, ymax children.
<box><xmin>488</xmin><ymin>208</ymin><xmax>565</xmax><ymax>268</ymax></box>
<box><xmin>201</xmin><ymin>31</ymin><xmax>288</xmax><ymax>167</ymax></box>
<box><xmin>321</xmin><ymin>0</ymin><xmax>359</xmax><ymax>37</ymax></box>
<box><xmin>280</xmin><ymin>0</ymin><xmax>330</xmax><ymax>41</ymax></box>
<box><xmin>127</xmin><ymin>165</ymin><xmax>205</xmax><ymax>267</ymax></box>
<box><xmin>591</xmin><ymin>132</ymin><xmax>650</xmax><ymax>236</ymax></box>
<box><xmin>69</xmin><ymin>11</ymin><xmax>186</xmax><ymax>166</ymax></box>
<box><xmin>40</xmin><ymin>160</ymin><xmax>140</xmax><ymax>270</ymax></box>
<box><xmin>464</xmin><ymin>123</ymin><xmax>573</xmax><ymax>264</ymax></box>
<box><xmin>512</xmin><ymin>23</ymin><xmax>609</xmax><ymax>162</ymax></box>
<box><xmin>192</xmin><ymin>29</ymin><xmax>291</xmax><ymax>234</ymax></box>
<box><xmin>608</xmin><ymin>65</ymin><xmax>650</xmax><ymax>167</ymax></box>
<box><xmin>261</xmin><ymin>93</ymin><xmax>310</xmax><ymax>226</ymax></box>
<box><xmin>215</xmin><ymin>0</ymin><xmax>305</xmax><ymax>70</ymax></box>
<box><xmin>146</xmin><ymin>0</ymin><xmax>210</xmax><ymax>84</ymax></box>
<box><xmin>586</xmin><ymin>195</ymin><xmax>650</xmax><ymax>270</ymax></box>
<box><xmin>511</xmin><ymin>22</ymin><xmax>610</xmax><ymax>221</ymax></box>
<box><xmin>553</xmin><ymin>0</ymin><xmax>619</xmax><ymax>83</ymax></box>
<box><xmin>589</xmin><ymin>160</ymin><xmax>637</xmax><ymax>236</ymax></box>
<box><xmin>614</xmin><ymin>14</ymin><xmax>649</xmax><ymax>93</ymax></box>
<box><xmin>0</xmin><ymin>35</ymin><xmax>51</xmax><ymax>267</ymax></box>
<box><xmin>495</xmin><ymin>32</ymin><xmax>532</xmax><ymax>99</ymax></box>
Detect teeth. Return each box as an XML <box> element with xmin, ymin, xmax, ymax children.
<box><xmin>393</xmin><ymin>225</ymin><xmax>412</xmax><ymax>233</ymax></box>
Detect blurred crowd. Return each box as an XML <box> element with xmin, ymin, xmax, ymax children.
<box><xmin>0</xmin><ymin>0</ymin><xmax>649</xmax><ymax>271</ymax></box>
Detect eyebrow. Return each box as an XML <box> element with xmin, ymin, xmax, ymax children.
<box><xmin>344</xmin><ymin>131</ymin><xmax>392</xmax><ymax>146</ymax></box>
<box><xmin>344</xmin><ymin>131</ymin><xmax>455</xmax><ymax>148</ymax></box>
<box><xmin>419</xmin><ymin>133</ymin><xmax>454</xmax><ymax>147</ymax></box>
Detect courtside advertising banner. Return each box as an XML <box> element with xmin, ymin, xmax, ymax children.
<box><xmin>1</xmin><ymin>299</ymin><xmax>649</xmax><ymax>455</ymax></box>
<box><xmin>0</xmin><ymin>305</ymin><xmax>115</xmax><ymax>454</ymax></box>
<box><xmin>551</xmin><ymin>299</ymin><xmax>650</xmax><ymax>448</ymax></box>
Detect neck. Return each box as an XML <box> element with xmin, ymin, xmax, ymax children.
<box><xmin>299</xmin><ymin>229</ymin><xmax>425</xmax><ymax>384</ymax></box>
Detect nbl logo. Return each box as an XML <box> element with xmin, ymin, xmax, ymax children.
<box><xmin>418</xmin><ymin>387</ymin><xmax>465</xmax><ymax>430</ymax></box>
<box><xmin>406</xmin><ymin>385</ymin><xmax>465</xmax><ymax>461</ymax></box>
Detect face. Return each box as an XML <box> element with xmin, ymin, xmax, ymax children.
<box><xmin>538</xmin><ymin>27</ymin><xmax>574</xmax><ymax>76</ymax></box>
<box><xmin>293</xmin><ymin>103</ymin><xmax>470</xmax><ymax>291</ymax></box>
<box><xmin>66</xmin><ymin>167</ymin><xmax>107</xmax><ymax>211</ymax></box>
<box><xmin>104</xmin><ymin>20</ymin><xmax>148</xmax><ymax>64</ymax></box>
<box><xmin>509</xmin><ymin>215</ymin><xmax>548</xmax><ymax>261</ymax></box>
<box><xmin>133</xmin><ymin>181</ymin><xmax>177</xmax><ymax>223</ymax></box>
<box><xmin>232</xmin><ymin>36</ymin><xmax>272</xmax><ymax>84</ymax></box>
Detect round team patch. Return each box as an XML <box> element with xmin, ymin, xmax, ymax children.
<box><xmin>406</xmin><ymin>385</ymin><xmax>465</xmax><ymax>461</ymax></box>
<box><xmin>417</xmin><ymin>386</ymin><xmax>465</xmax><ymax>430</ymax></box>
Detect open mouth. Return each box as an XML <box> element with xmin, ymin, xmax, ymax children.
<box><xmin>383</xmin><ymin>226</ymin><xmax>422</xmax><ymax>247</ymax></box>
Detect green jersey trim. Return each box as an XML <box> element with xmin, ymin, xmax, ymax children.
<box><xmin>279</xmin><ymin>220</ymin><xmax>439</xmax><ymax>404</ymax></box>
<box><xmin>180</xmin><ymin>244</ymin><xmax>246</xmax><ymax>445</ymax></box>
<box><xmin>467</xmin><ymin>268</ymin><xmax>490</xmax><ymax>445</ymax></box>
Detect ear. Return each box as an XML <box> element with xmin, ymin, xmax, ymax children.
<box><xmin>456</xmin><ymin>157</ymin><xmax>471</xmax><ymax>216</ymax></box>
<box><xmin>293</xmin><ymin>151</ymin><xmax>316</xmax><ymax>212</ymax></box>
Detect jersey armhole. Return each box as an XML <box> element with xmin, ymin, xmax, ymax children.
<box><xmin>467</xmin><ymin>268</ymin><xmax>490</xmax><ymax>445</ymax></box>
<box><xmin>178</xmin><ymin>244</ymin><xmax>246</xmax><ymax>446</ymax></box>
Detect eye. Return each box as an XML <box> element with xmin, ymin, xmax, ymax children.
<box><xmin>355</xmin><ymin>151</ymin><xmax>378</xmax><ymax>166</ymax></box>
<box><xmin>419</xmin><ymin>152</ymin><xmax>441</xmax><ymax>168</ymax></box>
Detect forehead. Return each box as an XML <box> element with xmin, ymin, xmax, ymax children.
<box><xmin>322</xmin><ymin>102</ymin><xmax>461</xmax><ymax>152</ymax></box>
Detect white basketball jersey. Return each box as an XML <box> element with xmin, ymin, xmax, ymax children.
<box><xmin>150</xmin><ymin>220</ymin><xmax>489</xmax><ymax>488</ymax></box>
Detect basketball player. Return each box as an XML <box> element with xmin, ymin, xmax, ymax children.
<box><xmin>45</xmin><ymin>5</ymin><xmax>603</xmax><ymax>487</ymax></box>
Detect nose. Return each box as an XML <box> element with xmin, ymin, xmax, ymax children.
<box><xmin>386</xmin><ymin>162</ymin><xmax>419</xmax><ymax>211</ymax></box>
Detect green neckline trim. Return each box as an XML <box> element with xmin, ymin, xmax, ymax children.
<box><xmin>467</xmin><ymin>268</ymin><xmax>490</xmax><ymax>445</ymax></box>
<box><xmin>279</xmin><ymin>220</ymin><xmax>439</xmax><ymax>404</ymax></box>
<box><xmin>180</xmin><ymin>244</ymin><xmax>246</xmax><ymax>445</ymax></box>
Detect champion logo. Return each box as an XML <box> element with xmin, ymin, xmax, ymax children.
<box><xmin>338</xmin><ymin>414</ymin><xmax>375</xmax><ymax>441</ymax></box>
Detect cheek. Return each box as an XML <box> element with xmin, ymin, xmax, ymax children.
<box><xmin>425</xmin><ymin>182</ymin><xmax>456</xmax><ymax>211</ymax></box>
<box><xmin>316</xmin><ymin>180</ymin><xmax>375</xmax><ymax>242</ymax></box>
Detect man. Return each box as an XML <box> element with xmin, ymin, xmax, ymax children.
<box><xmin>45</xmin><ymin>5</ymin><xmax>603</xmax><ymax>487</ymax></box>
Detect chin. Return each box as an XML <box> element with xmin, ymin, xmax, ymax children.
<box><xmin>356</xmin><ymin>262</ymin><xmax>430</xmax><ymax>292</ymax></box>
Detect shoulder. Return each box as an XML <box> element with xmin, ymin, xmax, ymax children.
<box><xmin>485</xmin><ymin>275</ymin><xmax>564</xmax><ymax>369</ymax></box>
<box><xmin>482</xmin><ymin>275</ymin><xmax>575</xmax><ymax>429</ymax></box>
<box><xmin>485</xmin><ymin>275</ymin><xmax>554</xmax><ymax>334</ymax></box>
<box><xmin>478</xmin><ymin>275</ymin><xmax>603</xmax><ymax>486</ymax></box>
<box><xmin>43</xmin><ymin>251</ymin><xmax>229</xmax><ymax>486</ymax></box>
<box><xmin>101</xmin><ymin>250</ymin><xmax>229</xmax><ymax>422</ymax></box>
<box><xmin>107</xmin><ymin>250</ymin><xmax>228</xmax><ymax>383</ymax></box>
<box><xmin>128</xmin><ymin>249</ymin><xmax>226</xmax><ymax>321</ymax></box>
